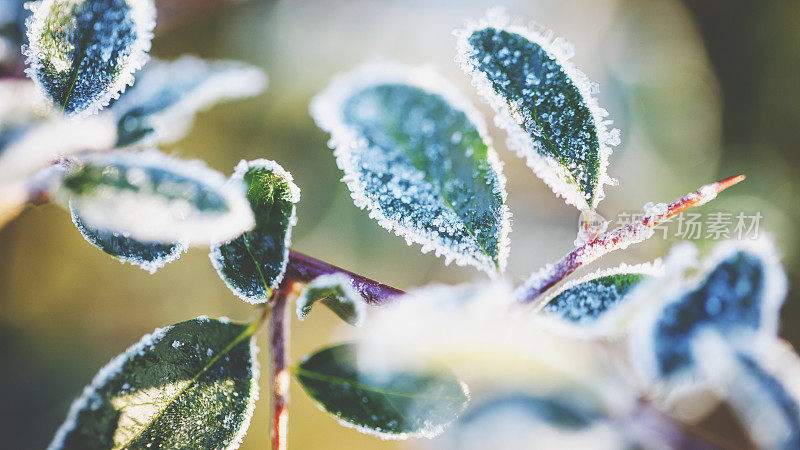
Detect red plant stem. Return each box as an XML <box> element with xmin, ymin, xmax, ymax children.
<box><xmin>517</xmin><ymin>175</ymin><xmax>746</xmax><ymax>306</ymax></box>
<box><xmin>284</xmin><ymin>250</ymin><xmax>405</xmax><ymax>305</ymax></box>
<box><xmin>268</xmin><ymin>285</ymin><xmax>292</xmax><ymax>450</ymax></box>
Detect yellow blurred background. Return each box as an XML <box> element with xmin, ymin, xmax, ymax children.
<box><xmin>1</xmin><ymin>0</ymin><xmax>799</xmax><ymax>448</ymax></box>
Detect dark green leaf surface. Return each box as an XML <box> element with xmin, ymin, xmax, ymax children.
<box><xmin>544</xmin><ymin>272</ymin><xmax>646</xmax><ymax>323</ymax></box>
<box><xmin>49</xmin><ymin>317</ymin><xmax>259</xmax><ymax>450</ymax></box>
<box><xmin>311</xmin><ymin>64</ymin><xmax>510</xmax><ymax>274</ymax></box>
<box><xmin>296</xmin><ymin>273</ymin><xmax>366</xmax><ymax>326</ymax></box>
<box><xmin>58</xmin><ymin>150</ymin><xmax>254</xmax><ymax>245</ymax></box>
<box><xmin>293</xmin><ymin>343</ymin><xmax>469</xmax><ymax>439</ymax></box>
<box><xmin>70</xmin><ymin>203</ymin><xmax>186</xmax><ymax>273</ymax></box>
<box><xmin>112</xmin><ymin>56</ymin><xmax>267</xmax><ymax>147</ymax></box>
<box><xmin>24</xmin><ymin>0</ymin><xmax>155</xmax><ymax>115</ymax></box>
<box><xmin>456</xmin><ymin>15</ymin><xmax>618</xmax><ymax>210</ymax></box>
<box><xmin>210</xmin><ymin>159</ymin><xmax>299</xmax><ymax>304</ymax></box>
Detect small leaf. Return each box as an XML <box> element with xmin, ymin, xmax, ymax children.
<box><xmin>543</xmin><ymin>263</ymin><xmax>661</xmax><ymax>324</ymax></box>
<box><xmin>296</xmin><ymin>273</ymin><xmax>367</xmax><ymax>326</ymax></box>
<box><xmin>112</xmin><ymin>56</ymin><xmax>268</xmax><ymax>147</ymax></box>
<box><xmin>48</xmin><ymin>317</ymin><xmax>259</xmax><ymax>450</ymax></box>
<box><xmin>311</xmin><ymin>63</ymin><xmax>510</xmax><ymax>274</ymax></box>
<box><xmin>57</xmin><ymin>149</ymin><xmax>255</xmax><ymax>245</ymax></box>
<box><xmin>70</xmin><ymin>203</ymin><xmax>187</xmax><ymax>273</ymax></box>
<box><xmin>633</xmin><ymin>240</ymin><xmax>786</xmax><ymax>386</ymax></box>
<box><xmin>293</xmin><ymin>343</ymin><xmax>470</xmax><ymax>439</ymax></box>
<box><xmin>24</xmin><ymin>0</ymin><xmax>156</xmax><ymax>115</ymax></box>
<box><xmin>209</xmin><ymin>159</ymin><xmax>300</xmax><ymax>304</ymax></box>
<box><xmin>456</xmin><ymin>9</ymin><xmax>619</xmax><ymax>210</ymax></box>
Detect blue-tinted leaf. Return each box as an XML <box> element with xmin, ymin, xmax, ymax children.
<box><xmin>456</xmin><ymin>9</ymin><xmax>619</xmax><ymax>210</ymax></box>
<box><xmin>293</xmin><ymin>343</ymin><xmax>470</xmax><ymax>439</ymax></box>
<box><xmin>634</xmin><ymin>240</ymin><xmax>786</xmax><ymax>386</ymax></box>
<box><xmin>70</xmin><ymin>203</ymin><xmax>186</xmax><ymax>273</ymax></box>
<box><xmin>544</xmin><ymin>263</ymin><xmax>660</xmax><ymax>324</ymax></box>
<box><xmin>112</xmin><ymin>56</ymin><xmax>267</xmax><ymax>147</ymax></box>
<box><xmin>210</xmin><ymin>159</ymin><xmax>300</xmax><ymax>304</ymax></box>
<box><xmin>49</xmin><ymin>317</ymin><xmax>259</xmax><ymax>450</ymax></box>
<box><xmin>0</xmin><ymin>0</ymin><xmax>28</xmax><ymax>64</ymax></box>
<box><xmin>24</xmin><ymin>0</ymin><xmax>156</xmax><ymax>115</ymax></box>
<box><xmin>57</xmin><ymin>149</ymin><xmax>255</xmax><ymax>245</ymax></box>
<box><xmin>296</xmin><ymin>273</ymin><xmax>367</xmax><ymax>326</ymax></box>
<box><xmin>311</xmin><ymin>63</ymin><xmax>510</xmax><ymax>274</ymax></box>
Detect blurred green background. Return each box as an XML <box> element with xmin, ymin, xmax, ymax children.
<box><xmin>1</xmin><ymin>0</ymin><xmax>799</xmax><ymax>448</ymax></box>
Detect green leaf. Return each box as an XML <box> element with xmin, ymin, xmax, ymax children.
<box><xmin>456</xmin><ymin>10</ymin><xmax>619</xmax><ymax>210</ymax></box>
<box><xmin>57</xmin><ymin>149</ymin><xmax>255</xmax><ymax>245</ymax></box>
<box><xmin>112</xmin><ymin>56</ymin><xmax>267</xmax><ymax>147</ymax></box>
<box><xmin>311</xmin><ymin>63</ymin><xmax>510</xmax><ymax>275</ymax></box>
<box><xmin>209</xmin><ymin>159</ymin><xmax>300</xmax><ymax>304</ymax></box>
<box><xmin>296</xmin><ymin>273</ymin><xmax>367</xmax><ymax>326</ymax></box>
<box><xmin>49</xmin><ymin>317</ymin><xmax>259</xmax><ymax>450</ymax></box>
<box><xmin>70</xmin><ymin>203</ymin><xmax>187</xmax><ymax>273</ymax></box>
<box><xmin>24</xmin><ymin>0</ymin><xmax>156</xmax><ymax>115</ymax></box>
<box><xmin>543</xmin><ymin>263</ymin><xmax>659</xmax><ymax>324</ymax></box>
<box><xmin>293</xmin><ymin>343</ymin><xmax>470</xmax><ymax>439</ymax></box>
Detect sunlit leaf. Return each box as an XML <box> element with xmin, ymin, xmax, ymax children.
<box><xmin>311</xmin><ymin>63</ymin><xmax>510</xmax><ymax>275</ymax></box>
<box><xmin>293</xmin><ymin>343</ymin><xmax>470</xmax><ymax>439</ymax></box>
<box><xmin>112</xmin><ymin>56</ymin><xmax>267</xmax><ymax>147</ymax></box>
<box><xmin>24</xmin><ymin>0</ymin><xmax>156</xmax><ymax>115</ymax></box>
<box><xmin>70</xmin><ymin>203</ymin><xmax>187</xmax><ymax>273</ymax></box>
<box><xmin>296</xmin><ymin>273</ymin><xmax>367</xmax><ymax>326</ymax></box>
<box><xmin>209</xmin><ymin>159</ymin><xmax>300</xmax><ymax>304</ymax></box>
<box><xmin>57</xmin><ymin>149</ymin><xmax>255</xmax><ymax>245</ymax></box>
<box><xmin>456</xmin><ymin>9</ymin><xmax>619</xmax><ymax>210</ymax></box>
<box><xmin>543</xmin><ymin>263</ymin><xmax>661</xmax><ymax>324</ymax></box>
<box><xmin>48</xmin><ymin>317</ymin><xmax>259</xmax><ymax>450</ymax></box>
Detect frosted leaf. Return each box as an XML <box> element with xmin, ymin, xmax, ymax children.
<box><xmin>111</xmin><ymin>56</ymin><xmax>267</xmax><ymax>147</ymax></box>
<box><xmin>209</xmin><ymin>159</ymin><xmax>300</xmax><ymax>304</ymax></box>
<box><xmin>442</xmin><ymin>394</ymin><xmax>625</xmax><ymax>450</ymax></box>
<box><xmin>543</xmin><ymin>262</ymin><xmax>662</xmax><ymax>325</ymax></box>
<box><xmin>456</xmin><ymin>9</ymin><xmax>618</xmax><ymax>210</ymax></box>
<box><xmin>296</xmin><ymin>273</ymin><xmax>367</xmax><ymax>326</ymax></box>
<box><xmin>310</xmin><ymin>62</ymin><xmax>511</xmax><ymax>275</ymax></box>
<box><xmin>24</xmin><ymin>0</ymin><xmax>155</xmax><ymax>116</ymax></box>
<box><xmin>70</xmin><ymin>203</ymin><xmax>187</xmax><ymax>273</ymax></box>
<box><xmin>631</xmin><ymin>239</ymin><xmax>787</xmax><ymax>388</ymax></box>
<box><xmin>293</xmin><ymin>343</ymin><xmax>469</xmax><ymax>439</ymax></box>
<box><xmin>56</xmin><ymin>149</ymin><xmax>255</xmax><ymax>245</ymax></box>
<box><xmin>48</xmin><ymin>317</ymin><xmax>259</xmax><ymax>450</ymax></box>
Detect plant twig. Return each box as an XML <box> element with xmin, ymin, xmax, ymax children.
<box><xmin>268</xmin><ymin>284</ymin><xmax>293</xmax><ymax>450</ymax></box>
<box><xmin>284</xmin><ymin>251</ymin><xmax>405</xmax><ymax>305</ymax></box>
<box><xmin>623</xmin><ymin>401</ymin><xmax>734</xmax><ymax>450</ymax></box>
<box><xmin>516</xmin><ymin>175</ymin><xmax>746</xmax><ymax>306</ymax></box>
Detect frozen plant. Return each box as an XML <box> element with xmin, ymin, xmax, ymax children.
<box><xmin>0</xmin><ymin>2</ymin><xmax>795</xmax><ymax>450</ymax></box>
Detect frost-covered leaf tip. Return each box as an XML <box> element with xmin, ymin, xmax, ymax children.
<box><xmin>210</xmin><ymin>159</ymin><xmax>300</xmax><ymax>304</ymax></box>
<box><xmin>25</xmin><ymin>0</ymin><xmax>156</xmax><ymax>115</ymax></box>
<box><xmin>543</xmin><ymin>263</ymin><xmax>661</xmax><ymax>325</ymax></box>
<box><xmin>456</xmin><ymin>9</ymin><xmax>619</xmax><ymax>210</ymax></box>
<box><xmin>631</xmin><ymin>239</ymin><xmax>786</xmax><ymax>388</ymax></box>
<box><xmin>310</xmin><ymin>63</ymin><xmax>510</xmax><ymax>274</ymax></box>
<box><xmin>296</xmin><ymin>273</ymin><xmax>367</xmax><ymax>326</ymax></box>
<box><xmin>112</xmin><ymin>56</ymin><xmax>268</xmax><ymax>147</ymax></box>
<box><xmin>57</xmin><ymin>150</ymin><xmax>255</xmax><ymax>245</ymax></box>
<box><xmin>48</xmin><ymin>317</ymin><xmax>259</xmax><ymax>450</ymax></box>
<box><xmin>293</xmin><ymin>343</ymin><xmax>469</xmax><ymax>439</ymax></box>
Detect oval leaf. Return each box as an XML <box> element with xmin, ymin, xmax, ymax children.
<box><xmin>296</xmin><ymin>273</ymin><xmax>367</xmax><ymax>326</ymax></box>
<box><xmin>293</xmin><ymin>343</ymin><xmax>470</xmax><ymax>439</ymax></box>
<box><xmin>112</xmin><ymin>56</ymin><xmax>268</xmax><ymax>147</ymax></box>
<box><xmin>209</xmin><ymin>159</ymin><xmax>300</xmax><ymax>304</ymax></box>
<box><xmin>70</xmin><ymin>203</ymin><xmax>187</xmax><ymax>273</ymax></box>
<box><xmin>456</xmin><ymin>9</ymin><xmax>619</xmax><ymax>210</ymax></box>
<box><xmin>311</xmin><ymin>63</ymin><xmax>510</xmax><ymax>274</ymax></box>
<box><xmin>57</xmin><ymin>149</ymin><xmax>255</xmax><ymax>245</ymax></box>
<box><xmin>49</xmin><ymin>317</ymin><xmax>259</xmax><ymax>450</ymax></box>
<box><xmin>24</xmin><ymin>0</ymin><xmax>155</xmax><ymax>115</ymax></box>
<box><xmin>543</xmin><ymin>263</ymin><xmax>661</xmax><ymax>324</ymax></box>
